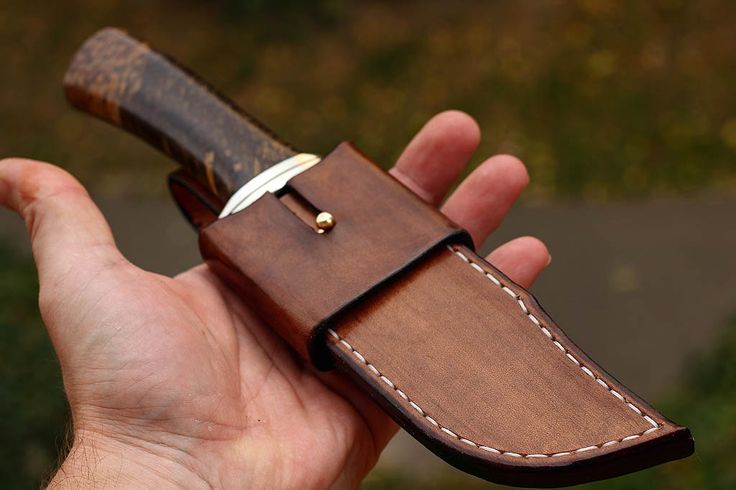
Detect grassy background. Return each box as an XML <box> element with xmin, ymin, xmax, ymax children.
<box><xmin>0</xmin><ymin>245</ymin><xmax>68</xmax><ymax>488</ymax></box>
<box><xmin>1</xmin><ymin>0</ymin><xmax>735</xmax><ymax>199</ymax></box>
<box><xmin>2</xmin><ymin>0</ymin><xmax>736</xmax><ymax>488</ymax></box>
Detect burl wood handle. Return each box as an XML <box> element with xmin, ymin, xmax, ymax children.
<box><xmin>64</xmin><ymin>28</ymin><xmax>297</xmax><ymax>201</ymax></box>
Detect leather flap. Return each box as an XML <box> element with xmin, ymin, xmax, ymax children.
<box><xmin>199</xmin><ymin>142</ymin><xmax>471</xmax><ymax>367</ymax></box>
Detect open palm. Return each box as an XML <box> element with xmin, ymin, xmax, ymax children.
<box><xmin>0</xmin><ymin>112</ymin><xmax>549</xmax><ymax>489</ymax></box>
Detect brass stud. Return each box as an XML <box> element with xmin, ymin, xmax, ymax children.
<box><xmin>315</xmin><ymin>211</ymin><xmax>336</xmax><ymax>233</ymax></box>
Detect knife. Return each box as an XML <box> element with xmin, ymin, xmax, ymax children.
<box><xmin>63</xmin><ymin>28</ymin><xmax>694</xmax><ymax>487</ymax></box>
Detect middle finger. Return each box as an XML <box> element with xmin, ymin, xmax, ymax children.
<box><xmin>442</xmin><ymin>154</ymin><xmax>529</xmax><ymax>247</ymax></box>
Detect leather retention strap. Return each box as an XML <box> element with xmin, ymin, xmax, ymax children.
<box><xmin>199</xmin><ymin>142</ymin><xmax>472</xmax><ymax>368</ymax></box>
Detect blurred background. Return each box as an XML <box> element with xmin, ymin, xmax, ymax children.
<box><xmin>1</xmin><ymin>0</ymin><xmax>735</xmax><ymax>488</ymax></box>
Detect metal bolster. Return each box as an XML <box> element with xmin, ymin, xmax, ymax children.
<box><xmin>219</xmin><ymin>153</ymin><xmax>322</xmax><ymax>218</ymax></box>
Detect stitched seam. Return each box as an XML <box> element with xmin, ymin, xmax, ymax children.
<box><xmin>325</xmin><ymin>246</ymin><xmax>660</xmax><ymax>458</ymax></box>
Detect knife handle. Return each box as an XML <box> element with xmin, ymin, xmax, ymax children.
<box><xmin>63</xmin><ymin>27</ymin><xmax>296</xmax><ymax>201</ymax></box>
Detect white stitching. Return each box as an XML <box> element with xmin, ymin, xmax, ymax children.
<box><xmin>323</xmin><ymin>246</ymin><xmax>661</xmax><ymax>458</ymax></box>
<box><xmin>409</xmin><ymin>401</ymin><xmax>425</xmax><ymax>415</ymax></box>
<box><xmin>517</xmin><ymin>299</ymin><xmax>529</xmax><ymax>314</ymax></box>
<box><xmin>441</xmin><ymin>427</ymin><xmax>458</xmax><ymax>438</ymax></box>
<box><xmin>328</xmin><ymin>328</ymin><xmax>658</xmax><ymax>459</ymax></box>
<box><xmin>486</xmin><ymin>272</ymin><xmax>501</xmax><ymax>286</ymax></box>
<box><xmin>575</xmin><ymin>445</ymin><xmax>598</xmax><ymax>453</ymax></box>
<box><xmin>581</xmin><ymin>366</ymin><xmax>595</xmax><ymax>378</ymax></box>
<box><xmin>446</xmin><ymin>247</ymin><xmax>661</xmax><ymax>426</ymax></box>
<box><xmin>480</xmin><ymin>445</ymin><xmax>501</xmax><ymax>454</ymax></box>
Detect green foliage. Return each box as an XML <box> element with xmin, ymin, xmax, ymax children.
<box><xmin>1</xmin><ymin>1</ymin><xmax>735</xmax><ymax>199</ymax></box>
<box><xmin>0</xmin><ymin>244</ymin><xmax>68</xmax><ymax>489</ymax></box>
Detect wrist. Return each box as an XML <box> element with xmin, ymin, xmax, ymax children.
<box><xmin>49</xmin><ymin>429</ymin><xmax>209</xmax><ymax>489</ymax></box>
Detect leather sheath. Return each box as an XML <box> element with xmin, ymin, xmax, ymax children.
<box><xmin>178</xmin><ymin>143</ymin><xmax>693</xmax><ymax>487</ymax></box>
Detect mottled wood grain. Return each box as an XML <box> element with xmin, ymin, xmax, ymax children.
<box><xmin>64</xmin><ymin>28</ymin><xmax>297</xmax><ymax>200</ymax></box>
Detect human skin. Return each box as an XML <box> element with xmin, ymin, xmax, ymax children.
<box><xmin>0</xmin><ymin>111</ymin><xmax>549</xmax><ymax>489</ymax></box>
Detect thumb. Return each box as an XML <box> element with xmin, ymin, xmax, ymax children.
<box><xmin>0</xmin><ymin>158</ymin><xmax>125</xmax><ymax>337</ymax></box>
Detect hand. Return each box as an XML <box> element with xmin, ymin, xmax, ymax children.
<box><xmin>0</xmin><ymin>111</ymin><xmax>549</xmax><ymax>489</ymax></box>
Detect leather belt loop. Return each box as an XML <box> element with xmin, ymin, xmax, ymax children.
<box><xmin>168</xmin><ymin>169</ymin><xmax>224</xmax><ymax>230</ymax></box>
<box><xmin>199</xmin><ymin>142</ymin><xmax>472</xmax><ymax>369</ymax></box>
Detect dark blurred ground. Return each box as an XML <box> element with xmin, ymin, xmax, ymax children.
<box><xmin>1</xmin><ymin>0</ymin><xmax>736</xmax><ymax>488</ymax></box>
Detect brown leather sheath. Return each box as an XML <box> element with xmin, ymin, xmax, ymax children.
<box><xmin>63</xmin><ymin>28</ymin><xmax>694</xmax><ymax>487</ymax></box>
<box><xmin>197</xmin><ymin>143</ymin><xmax>692</xmax><ymax>487</ymax></box>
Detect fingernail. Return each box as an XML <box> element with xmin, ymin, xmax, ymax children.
<box><xmin>546</xmin><ymin>254</ymin><xmax>552</xmax><ymax>266</ymax></box>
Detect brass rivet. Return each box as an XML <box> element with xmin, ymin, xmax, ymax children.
<box><xmin>315</xmin><ymin>211</ymin><xmax>336</xmax><ymax>233</ymax></box>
